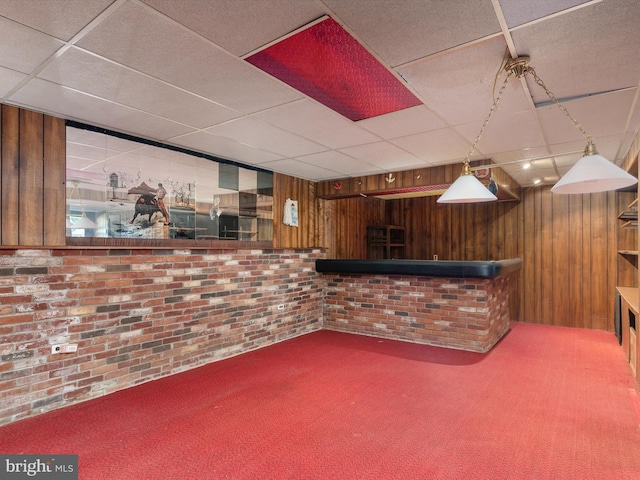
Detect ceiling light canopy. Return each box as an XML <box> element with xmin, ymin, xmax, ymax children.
<box><xmin>438</xmin><ymin>55</ymin><xmax>637</xmax><ymax>203</ymax></box>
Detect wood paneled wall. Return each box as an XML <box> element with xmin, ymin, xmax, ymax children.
<box><xmin>272</xmin><ymin>175</ymin><xmax>387</xmax><ymax>255</ymax></box>
<box><xmin>0</xmin><ymin>103</ymin><xmax>628</xmax><ymax>331</ymax></box>
<box><xmin>387</xmin><ymin>188</ymin><xmax>619</xmax><ymax>330</ymax></box>
<box><xmin>387</xmin><ymin>197</ymin><xmax>520</xmax><ymax>261</ymax></box>
<box><xmin>272</xmin><ymin>173</ymin><xmax>323</xmax><ymax>249</ymax></box>
<box><xmin>316</xmin><ymin>161</ymin><xmax>520</xmax><ymax>202</ymax></box>
<box><xmin>1</xmin><ymin>105</ymin><xmax>66</xmax><ymax>246</ymax></box>
<box><xmin>322</xmin><ymin>196</ymin><xmax>386</xmax><ymax>259</ymax></box>
<box><xmin>0</xmin><ymin>104</ymin><xmax>325</xmax><ymax>250</ymax></box>
<box><xmin>384</xmin><ymin>196</ymin><xmax>519</xmax><ymax>323</ymax></box>
<box><xmin>517</xmin><ymin>187</ymin><xmax>618</xmax><ymax>330</ymax></box>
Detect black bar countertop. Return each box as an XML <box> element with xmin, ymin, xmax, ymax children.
<box><xmin>315</xmin><ymin>258</ymin><xmax>522</xmax><ymax>279</ymax></box>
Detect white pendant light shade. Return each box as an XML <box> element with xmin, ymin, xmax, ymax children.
<box><xmin>71</xmin><ymin>211</ymin><xmax>97</xmax><ymax>229</ymax></box>
<box><xmin>437</xmin><ymin>172</ymin><xmax>498</xmax><ymax>203</ymax></box>
<box><xmin>551</xmin><ymin>151</ymin><xmax>637</xmax><ymax>194</ymax></box>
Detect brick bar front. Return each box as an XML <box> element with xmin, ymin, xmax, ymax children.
<box><xmin>322</xmin><ymin>274</ymin><xmax>511</xmax><ymax>353</ymax></box>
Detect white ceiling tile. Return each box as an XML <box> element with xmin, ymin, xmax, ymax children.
<box><xmin>548</xmin><ymin>135</ymin><xmax>625</xmax><ymax>165</ymax></box>
<box><xmin>548</xmin><ymin>139</ymin><xmax>592</xmax><ymax>158</ymax></box>
<box><xmin>527</xmin><ymin>158</ymin><xmax>555</xmax><ymax>169</ymax></box>
<box><xmin>0</xmin><ymin>0</ymin><xmax>636</xmax><ymax>187</ymax></box>
<box><xmin>490</xmin><ymin>146</ymin><xmax>555</xmax><ymax>164</ymax></box>
<box><xmin>141</xmin><ymin>0</ymin><xmax>325</xmax><ymax>56</ymax></box>
<box><xmin>587</xmin><ymin>134</ymin><xmax>627</xmax><ymax>164</ymax></box>
<box><xmin>9</xmin><ymin>78</ymin><xmax>193</xmax><ymax>140</ymax></box>
<box><xmin>357</xmin><ymin>105</ymin><xmax>446</xmax><ymax>139</ymax></box>
<box><xmin>76</xmin><ymin>1</ymin><xmax>302</xmax><ymax>114</ymax></box>
<box><xmin>207</xmin><ymin>117</ymin><xmax>327</xmax><ymax>157</ymax></box>
<box><xmin>0</xmin><ymin>66</ymin><xmax>27</xmax><ymax>96</ymax></box>
<box><xmin>322</xmin><ymin>0</ymin><xmax>500</xmax><ymax>66</ymax></box>
<box><xmin>260</xmin><ymin>158</ymin><xmax>341</xmax><ymax>181</ymax></box>
<box><xmin>38</xmin><ymin>48</ymin><xmax>241</xmax><ymax>128</ymax></box>
<box><xmin>456</xmin><ymin>109</ymin><xmax>547</xmax><ymax>157</ymax></box>
<box><xmin>391</xmin><ymin>127</ymin><xmax>472</xmax><ymax>164</ymax></box>
<box><xmin>295</xmin><ymin>151</ymin><xmax>378</xmax><ymax>177</ymax></box>
<box><xmin>537</xmin><ymin>90</ymin><xmax>637</xmax><ymax>146</ymax></box>
<box><xmin>0</xmin><ymin>0</ymin><xmax>115</xmax><ymax>41</ymax></box>
<box><xmin>67</xmin><ymin>126</ymin><xmax>148</xmax><ymax>154</ymax></box>
<box><xmin>511</xmin><ymin>0</ymin><xmax>640</xmax><ymax>102</ymax></box>
<box><xmin>552</xmin><ymin>152</ymin><xmax>582</xmax><ymax>168</ymax></box>
<box><xmin>253</xmin><ymin>99</ymin><xmax>380</xmax><ymax>149</ymax></box>
<box><xmin>339</xmin><ymin>142</ymin><xmax>424</xmax><ymax>170</ymax></box>
<box><xmin>0</xmin><ymin>17</ymin><xmax>64</xmax><ymax>73</ymax></box>
<box><xmin>500</xmin><ymin>164</ymin><xmax>547</xmax><ymax>186</ymax></box>
<box><xmin>498</xmin><ymin>0</ymin><xmax>592</xmax><ymax>28</ymax></box>
<box><xmin>397</xmin><ymin>36</ymin><xmax>528</xmax><ymax>127</ymax></box>
<box><xmin>170</xmin><ymin>131</ymin><xmax>283</xmax><ymax>166</ymax></box>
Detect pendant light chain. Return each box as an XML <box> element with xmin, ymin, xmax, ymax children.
<box><xmin>441</xmin><ymin>53</ymin><xmax>636</xmax><ymax>198</ymax></box>
<box><xmin>524</xmin><ymin>66</ymin><xmax>593</xmax><ymax>145</ymax></box>
<box><xmin>464</xmin><ymin>70</ymin><xmax>514</xmax><ymax>163</ymax></box>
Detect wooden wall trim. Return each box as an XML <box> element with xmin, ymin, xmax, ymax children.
<box><xmin>43</xmin><ymin>115</ymin><xmax>66</xmax><ymax>246</ymax></box>
<box><xmin>316</xmin><ymin>161</ymin><xmax>521</xmax><ymax>202</ymax></box>
<box><xmin>1</xmin><ymin>105</ymin><xmax>20</xmax><ymax>245</ymax></box>
<box><xmin>18</xmin><ymin>109</ymin><xmax>44</xmax><ymax>245</ymax></box>
<box><xmin>273</xmin><ymin>173</ymin><xmax>324</xmax><ymax>249</ymax></box>
<box><xmin>0</xmin><ymin>105</ymin><xmax>66</xmax><ymax>247</ymax></box>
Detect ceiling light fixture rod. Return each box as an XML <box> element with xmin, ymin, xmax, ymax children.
<box><xmin>469</xmin><ymin>150</ymin><xmax>584</xmax><ymax>171</ymax></box>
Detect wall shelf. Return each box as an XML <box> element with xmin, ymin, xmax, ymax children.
<box><xmin>617</xmin><ymin>286</ymin><xmax>639</xmax><ymax>378</ymax></box>
<box><xmin>617</xmin><ymin>194</ymin><xmax>639</xmax><ymax>289</ymax></box>
<box><xmin>367</xmin><ymin>225</ymin><xmax>405</xmax><ymax>259</ymax></box>
<box><xmin>615</xmin><ymin>161</ymin><xmax>639</xmax><ymax>386</ymax></box>
<box><xmin>619</xmin><ymin>198</ymin><xmax>638</xmax><ymax>228</ymax></box>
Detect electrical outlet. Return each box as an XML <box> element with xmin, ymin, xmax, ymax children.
<box><xmin>51</xmin><ymin>344</ymin><xmax>78</xmax><ymax>354</ymax></box>
<box><xmin>61</xmin><ymin>344</ymin><xmax>78</xmax><ymax>353</ymax></box>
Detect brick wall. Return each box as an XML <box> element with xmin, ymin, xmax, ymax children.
<box><xmin>0</xmin><ymin>248</ymin><xmax>324</xmax><ymax>426</ymax></box>
<box><xmin>322</xmin><ymin>274</ymin><xmax>511</xmax><ymax>353</ymax></box>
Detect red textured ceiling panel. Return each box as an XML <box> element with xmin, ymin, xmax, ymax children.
<box><xmin>246</xmin><ymin>17</ymin><xmax>422</xmax><ymax>121</ymax></box>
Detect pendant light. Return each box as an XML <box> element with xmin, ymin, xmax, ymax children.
<box><xmin>438</xmin><ymin>55</ymin><xmax>637</xmax><ymax>202</ymax></box>
<box><xmin>71</xmin><ymin>211</ymin><xmax>98</xmax><ymax>229</ymax></box>
<box><xmin>437</xmin><ymin>162</ymin><xmax>498</xmax><ymax>203</ymax></box>
<box><xmin>508</xmin><ymin>56</ymin><xmax>638</xmax><ymax>194</ymax></box>
<box><xmin>67</xmin><ymin>180</ymin><xmax>98</xmax><ymax>229</ymax></box>
<box><xmin>437</xmin><ymin>57</ymin><xmax>516</xmax><ymax>204</ymax></box>
<box><xmin>550</xmin><ymin>141</ymin><xmax>637</xmax><ymax>193</ymax></box>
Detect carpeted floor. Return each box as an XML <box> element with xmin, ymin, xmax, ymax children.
<box><xmin>1</xmin><ymin>322</ymin><xmax>640</xmax><ymax>479</ymax></box>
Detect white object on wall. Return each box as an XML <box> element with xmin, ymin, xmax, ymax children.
<box><xmin>283</xmin><ymin>198</ymin><xmax>298</xmax><ymax>227</ymax></box>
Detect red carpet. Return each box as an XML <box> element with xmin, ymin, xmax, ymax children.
<box><xmin>1</xmin><ymin>322</ymin><xmax>640</xmax><ymax>479</ymax></box>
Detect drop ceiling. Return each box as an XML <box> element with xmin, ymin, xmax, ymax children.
<box><xmin>1</xmin><ymin>0</ymin><xmax>639</xmax><ymax>187</ymax></box>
